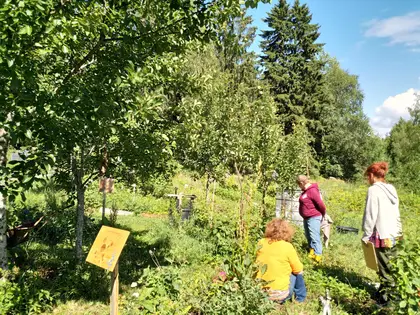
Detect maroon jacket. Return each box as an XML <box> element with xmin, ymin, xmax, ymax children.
<box><xmin>298</xmin><ymin>183</ymin><xmax>326</xmax><ymax>219</ymax></box>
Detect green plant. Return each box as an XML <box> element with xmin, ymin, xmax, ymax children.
<box><xmin>199</xmin><ymin>252</ymin><xmax>274</xmax><ymax>314</ymax></box>
<box><xmin>128</xmin><ymin>266</ymin><xmax>190</xmax><ymax>314</ymax></box>
<box><xmin>0</xmin><ymin>269</ymin><xmax>55</xmax><ymax>315</ymax></box>
<box><xmin>388</xmin><ymin>240</ymin><xmax>420</xmax><ymax>314</ymax></box>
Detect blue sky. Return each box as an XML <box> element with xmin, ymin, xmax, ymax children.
<box><xmin>248</xmin><ymin>0</ymin><xmax>420</xmax><ymax>135</ymax></box>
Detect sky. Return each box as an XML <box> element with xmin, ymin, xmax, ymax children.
<box><xmin>248</xmin><ymin>0</ymin><xmax>420</xmax><ymax>136</ymax></box>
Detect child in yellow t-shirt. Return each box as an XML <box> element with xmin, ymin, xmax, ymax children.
<box><xmin>256</xmin><ymin>219</ymin><xmax>307</xmax><ymax>303</ymax></box>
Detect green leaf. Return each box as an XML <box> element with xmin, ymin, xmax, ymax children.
<box><xmin>7</xmin><ymin>58</ymin><xmax>14</xmax><ymax>67</ymax></box>
<box><xmin>18</xmin><ymin>25</ymin><xmax>32</xmax><ymax>35</ymax></box>
<box><xmin>399</xmin><ymin>300</ymin><xmax>407</xmax><ymax>308</ymax></box>
<box><xmin>260</xmin><ymin>264</ymin><xmax>267</xmax><ymax>275</ymax></box>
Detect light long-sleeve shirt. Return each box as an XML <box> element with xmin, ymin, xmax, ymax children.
<box><xmin>362</xmin><ymin>182</ymin><xmax>403</xmax><ymax>243</ymax></box>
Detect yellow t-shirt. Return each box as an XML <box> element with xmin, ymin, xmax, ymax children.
<box><xmin>256</xmin><ymin>238</ymin><xmax>303</xmax><ymax>291</ymax></box>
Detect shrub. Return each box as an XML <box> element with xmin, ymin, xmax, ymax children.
<box><xmin>127</xmin><ymin>266</ymin><xmax>190</xmax><ymax>314</ymax></box>
<box><xmin>0</xmin><ymin>269</ymin><xmax>55</xmax><ymax>315</ymax></box>
<box><xmin>388</xmin><ymin>240</ymin><xmax>420</xmax><ymax>314</ymax></box>
<box><xmin>198</xmin><ymin>253</ymin><xmax>275</xmax><ymax>314</ymax></box>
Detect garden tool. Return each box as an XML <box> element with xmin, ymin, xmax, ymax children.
<box><xmin>320</xmin><ymin>289</ymin><xmax>332</xmax><ymax>315</ymax></box>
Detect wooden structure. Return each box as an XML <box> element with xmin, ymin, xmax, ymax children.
<box><xmin>166</xmin><ymin>188</ymin><xmax>197</xmax><ymax>221</ymax></box>
<box><xmin>6</xmin><ymin>216</ymin><xmax>44</xmax><ymax>248</ymax></box>
<box><xmin>99</xmin><ymin>177</ymin><xmax>115</xmax><ymax>224</ymax></box>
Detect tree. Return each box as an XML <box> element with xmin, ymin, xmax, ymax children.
<box><xmin>1</xmin><ymin>0</ymin><xmax>269</xmax><ymax>261</ymax></box>
<box><xmin>320</xmin><ymin>55</ymin><xmax>384</xmax><ymax>179</ymax></box>
<box><xmin>408</xmin><ymin>93</ymin><xmax>420</xmax><ymax>125</ymax></box>
<box><xmin>175</xmin><ymin>47</ymin><xmax>230</xmax><ymax>199</ymax></box>
<box><xmin>215</xmin><ymin>9</ymin><xmax>257</xmax><ymax>72</ymax></box>
<box><xmin>175</xmin><ymin>41</ymin><xmax>280</xmax><ymax>233</ymax></box>
<box><xmin>387</xmin><ymin>109</ymin><xmax>420</xmax><ymax>190</ymax></box>
<box><xmin>260</xmin><ymin>0</ymin><xmax>328</xmax><ymax>156</ymax></box>
<box><xmin>275</xmin><ymin>121</ymin><xmax>312</xmax><ymax>191</ymax></box>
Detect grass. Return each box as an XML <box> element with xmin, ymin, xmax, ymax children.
<box><xmin>9</xmin><ymin>174</ymin><xmax>419</xmax><ymax>314</ymax></box>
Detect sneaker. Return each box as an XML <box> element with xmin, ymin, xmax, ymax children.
<box><xmin>314</xmin><ymin>255</ymin><xmax>322</xmax><ymax>263</ymax></box>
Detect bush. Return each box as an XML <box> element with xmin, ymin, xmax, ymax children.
<box><xmin>198</xmin><ymin>253</ymin><xmax>275</xmax><ymax>314</ymax></box>
<box><xmin>388</xmin><ymin>240</ymin><xmax>420</xmax><ymax>314</ymax></box>
<box><xmin>0</xmin><ymin>269</ymin><xmax>55</xmax><ymax>315</ymax></box>
<box><xmin>126</xmin><ymin>266</ymin><xmax>190</xmax><ymax>314</ymax></box>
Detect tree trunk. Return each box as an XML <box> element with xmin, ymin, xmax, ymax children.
<box><xmin>210</xmin><ymin>180</ymin><xmax>217</xmax><ymax>228</ymax></box>
<box><xmin>262</xmin><ymin>184</ymin><xmax>267</xmax><ymax>218</ymax></box>
<box><xmin>72</xmin><ymin>150</ymin><xmax>85</xmax><ymax>262</ymax></box>
<box><xmin>0</xmin><ymin>192</ymin><xmax>7</xmax><ymax>270</ymax></box>
<box><xmin>75</xmin><ymin>178</ymin><xmax>85</xmax><ymax>261</ymax></box>
<box><xmin>205</xmin><ymin>173</ymin><xmax>211</xmax><ymax>203</ymax></box>
<box><xmin>234</xmin><ymin>162</ymin><xmax>245</xmax><ymax>240</ymax></box>
<box><xmin>0</xmin><ymin>129</ymin><xmax>8</xmax><ymax>269</ymax></box>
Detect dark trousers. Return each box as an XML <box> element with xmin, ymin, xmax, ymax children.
<box><xmin>375</xmin><ymin>246</ymin><xmax>397</xmax><ymax>302</ymax></box>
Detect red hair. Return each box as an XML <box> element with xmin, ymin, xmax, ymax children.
<box><xmin>365</xmin><ymin>162</ymin><xmax>389</xmax><ymax>179</ymax></box>
<box><xmin>265</xmin><ymin>219</ymin><xmax>294</xmax><ymax>243</ymax></box>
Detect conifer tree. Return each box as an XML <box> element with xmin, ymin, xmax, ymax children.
<box><xmin>260</xmin><ymin>0</ymin><xmax>328</xmax><ymax>154</ymax></box>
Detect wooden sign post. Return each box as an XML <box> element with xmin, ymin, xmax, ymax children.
<box><xmin>99</xmin><ymin>178</ymin><xmax>115</xmax><ymax>224</ymax></box>
<box><xmin>110</xmin><ymin>262</ymin><xmax>119</xmax><ymax>315</ymax></box>
<box><xmin>86</xmin><ymin>226</ymin><xmax>130</xmax><ymax>315</ymax></box>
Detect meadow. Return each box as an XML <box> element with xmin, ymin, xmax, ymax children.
<box><xmin>2</xmin><ymin>173</ymin><xmax>419</xmax><ymax>315</ymax></box>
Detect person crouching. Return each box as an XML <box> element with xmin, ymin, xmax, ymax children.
<box><xmin>256</xmin><ymin>219</ymin><xmax>307</xmax><ymax>303</ymax></box>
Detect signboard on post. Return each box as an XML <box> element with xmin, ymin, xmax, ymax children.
<box><xmin>99</xmin><ymin>178</ymin><xmax>115</xmax><ymax>193</ymax></box>
<box><xmin>86</xmin><ymin>226</ymin><xmax>129</xmax><ymax>271</ymax></box>
<box><xmin>86</xmin><ymin>226</ymin><xmax>130</xmax><ymax>315</ymax></box>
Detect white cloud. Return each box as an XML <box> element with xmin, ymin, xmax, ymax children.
<box><xmin>364</xmin><ymin>11</ymin><xmax>420</xmax><ymax>48</ymax></box>
<box><xmin>370</xmin><ymin>88</ymin><xmax>418</xmax><ymax>136</ymax></box>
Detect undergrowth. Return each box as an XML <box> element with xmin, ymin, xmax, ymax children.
<box><xmin>2</xmin><ymin>174</ymin><xmax>418</xmax><ymax>314</ymax></box>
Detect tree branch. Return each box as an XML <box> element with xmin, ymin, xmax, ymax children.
<box><xmin>60</xmin><ymin>32</ymin><xmax>105</xmax><ymax>87</ymax></box>
<box><xmin>82</xmin><ymin>172</ymin><xmax>97</xmax><ymax>188</ymax></box>
<box><xmin>103</xmin><ymin>16</ymin><xmax>188</xmax><ymax>42</ymax></box>
<box><xmin>58</xmin><ymin>1</ymin><xmax>212</xmax><ymax>87</ymax></box>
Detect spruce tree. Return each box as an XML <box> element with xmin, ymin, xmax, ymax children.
<box><xmin>260</xmin><ymin>0</ymin><xmax>328</xmax><ymax>154</ymax></box>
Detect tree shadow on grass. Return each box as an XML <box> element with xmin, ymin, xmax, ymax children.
<box><xmin>114</xmin><ymin>223</ymin><xmax>172</xmax><ymax>285</ymax></box>
<box><xmin>314</xmin><ymin>264</ymin><xmax>392</xmax><ymax>315</ymax></box>
<box><xmin>13</xmin><ymin>217</ymin><xmax>172</xmax><ymax>305</ymax></box>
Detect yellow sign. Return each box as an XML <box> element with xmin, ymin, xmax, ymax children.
<box><xmin>86</xmin><ymin>226</ymin><xmax>130</xmax><ymax>271</ymax></box>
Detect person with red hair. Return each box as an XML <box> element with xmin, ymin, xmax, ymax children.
<box><xmin>256</xmin><ymin>219</ymin><xmax>307</xmax><ymax>304</ymax></box>
<box><xmin>362</xmin><ymin>161</ymin><xmax>403</xmax><ymax>304</ymax></box>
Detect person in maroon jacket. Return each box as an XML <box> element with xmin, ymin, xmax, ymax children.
<box><xmin>296</xmin><ymin>175</ymin><xmax>326</xmax><ymax>263</ymax></box>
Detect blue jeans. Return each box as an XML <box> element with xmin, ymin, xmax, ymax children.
<box><xmin>285</xmin><ymin>274</ymin><xmax>307</xmax><ymax>302</ymax></box>
<box><xmin>304</xmin><ymin>215</ymin><xmax>322</xmax><ymax>255</ymax></box>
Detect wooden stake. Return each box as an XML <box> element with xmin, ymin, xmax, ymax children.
<box><xmin>102</xmin><ymin>187</ymin><xmax>106</xmax><ymax>225</ymax></box>
<box><xmin>110</xmin><ymin>261</ymin><xmax>119</xmax><ymax>315</ymax></box>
